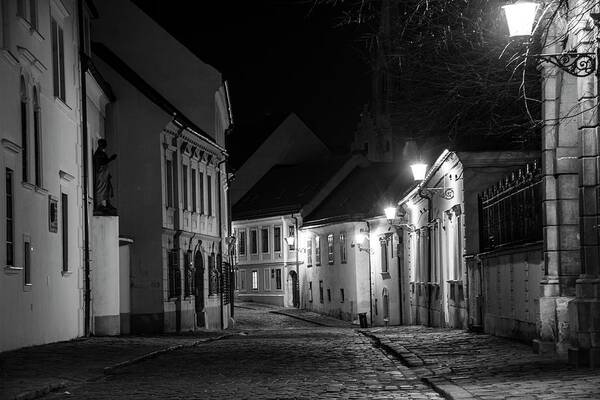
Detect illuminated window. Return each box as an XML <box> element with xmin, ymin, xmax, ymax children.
<box><xmin>315</xmin><ymin>236</ymin><xmax>321</xmax><ymax>266</ymax></box>
<box><xmin>327</xmin><ymin>234</ymin><xmax>334</xmax><ymax>264</ymax></box>
<box><xmin>251</xmin><ymin>270</ymin><xmax>258</xmax><ymax>290</ymax></box>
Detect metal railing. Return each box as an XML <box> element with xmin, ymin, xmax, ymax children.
<box><xmin>478</xmin><ymin>161</ymin><xmax>543</xmax><ymax>251</ymax></box>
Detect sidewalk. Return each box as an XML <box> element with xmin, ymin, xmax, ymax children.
<box><xmin>364</xmin><ymin>326</ymin><xmax>600</xmax><ymax>400</ymax></box>
<box><xmin>0</xmin><ymin>332</ymin><xmax>226</xmax><ymax>400</ymax></box>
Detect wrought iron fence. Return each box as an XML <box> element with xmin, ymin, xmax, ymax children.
<box><xmin>478</xmin><ymin>161</ymin><xmax>543</xmax><ymax>251</ymax></box>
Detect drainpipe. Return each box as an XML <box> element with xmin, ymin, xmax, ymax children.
<box><xmin>363</xmin><ymin>220</ymin><xmax>373</xmax><ymax>327</ymax></box>
<box><xmin>217</xmin><ymin>158</ymin><xmax>227</xmax><ymax>330</ymax></box>
<box><xmin>292</xmin><ymin>214</ymin><xmax>299</xmax><ymax>308</ymax></box>
<box><xmin>77</xmin><ymin>0</ymin><xmax>91</xmax><ymax>337</ymax></box>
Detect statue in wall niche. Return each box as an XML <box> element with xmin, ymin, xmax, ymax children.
<box><xmin>93</xmin><ymin>138</ymin><xmax>117</xmax><ymax>216</ymax></box>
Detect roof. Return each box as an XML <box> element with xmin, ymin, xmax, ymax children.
<box><xmin>92</xmin><ymin>42</ymin><xmax>222</xmax><ymax>150</ymax></box>
<box><xmin>232</xmin><ymin>157</ymin><xmax>349</xmax><ymax>220</ymax></box>
<box><xmin>304</xmin><ymin>162</ymin><xmax>414</xmax><ymax>225</ymax></box>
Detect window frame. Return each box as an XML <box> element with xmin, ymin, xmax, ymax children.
<box><xmin>315</xmin><ymin>235</ymin><xmax>321</xmax><ymax>266</ymax></box>
<box><xmin>260</xmin><ymin>227</ymin><xmax>269</xmax><ymax>253</ymax></box>
<box><xmin>340</xmin><ymin>232</ymin><xmax>347</xmax><ymax>264</ymax></box>
<box><xmin>51</xmin><ymin>17</ymin><xmax>66</xmax><ymax>102</ymax></box>
<box><xmin>182</xmin><ymin>164</ymin><xmax>188</xmax><ymax>210</ymax></box>
<box><xmin>191</xmin><ymin>168</ymin><xmax>197</xmax><ymax>212</ymax></box>
<box><xmin>251</xmin><ymin>270</ymin><xmax>258</xmax><ymax>290</ymax></box>
<box><xmin>250</xmin><ymin>229</ymin><xmax>258</xmax><ymax>254</ymax></box>
<box><xmin>306</xmin><ymin>238</ymin><xmax>312</xmax><ymax>267</ymax></box>
<box><xmin>275</xmin><ymin>268</ymin><xmax>282</xmax><ymax>290</ymax></box>
<box><xmin>61</xmin><ymin>192</ymin><xmax>68</xmax><ymax>272</ymax></box>
<box><xmin>327</xmin><ymin>234</ymin><xmax>334</xmax><ymax>264</ymax></box>
<box><xmin>6</xmin><ymin>168</ymin><xmax>14</xmax><ymax>267</ymax></box>
<box><xmin>238</xmin><ymin>230</ymin><xmax>246</xmax><ymax>256</ymax></box>
<box><xmin>319</xmin><ymin>280</ymin><xmax>324</xmax><ymax>304</ymax></box>
<box><xmin>165</xmin><ymin>158</ymin><xmax>174</xmax><ymax>208</ymax></box>
<box><xmin>273</xmin><ymin>226</ymin><xmax>281</xmax><ymax>252</ymax></box>
<box><xmin>32</xmin><ymin>87</ymin><xmax>42</xmax><ymax>188</ymax></box>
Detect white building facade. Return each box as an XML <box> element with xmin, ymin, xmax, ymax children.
<box><xmin>234</xmin><ymin>215</ymin><xmax>300</xmax><ymax>307</ymax></box>
<box><xmin>0</xmin><ymin>0</ymin><xmax>87</xmax><ymax>351</ymax></box>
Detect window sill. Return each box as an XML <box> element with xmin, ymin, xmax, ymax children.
<box><xmin>380</xmin><ymin>272</ymin><xmax>391</xmax><ymax>280</ymax></box>
<box><xmin>4</xmin><ymin>265</ymin><xmax>23</xmax><ymax>275</ymax></box>
<box><xmin>34</xmin><ymin>185</ymin><xmax>48</xmax><ymax>195</ymax></box>
<box><xmin>22</xmin><ymin>181</ymin><xmax>35</xmax><ymax>190</ymax></box>
<box><xmin>23</xmin><ymin>283</ymin><xmax>32</xmax><ymax>292</ymax></box>
<box><xmin>54</xmin><ymin>97</ymin><xmax>71</xmax><ymax>114</ymax></box>
<box><xmin>61</xmin><ymin>270</ymin><xmax>72</xmax><ymax>277</ymax></box>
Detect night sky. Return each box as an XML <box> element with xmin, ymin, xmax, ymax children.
<box><xmin>134</xmin><ymin>1</ymin><xmax>371</xmax><ymax>156</ymax></box>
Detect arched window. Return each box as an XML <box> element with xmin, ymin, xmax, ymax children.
<box><xmin>33</xmin><ymin>87</ymin><xmax>42</xmax><ymax>187</ymax></box>
<box><xmin>20</xmin><ymin>77</ymin><xmax>28</xmax><ymax>182</ymax></box>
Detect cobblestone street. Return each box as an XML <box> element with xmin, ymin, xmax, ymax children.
<box><xmin>3</xmin><ymin>304</ymin><xmax>600</xmax><ymax>399</ymax></box>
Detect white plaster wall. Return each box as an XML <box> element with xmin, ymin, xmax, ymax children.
<box><xmin>91</xmin><ymin>216</ymin><xmax>120</xmax><ymax>335</ymax></box>
<box><xmin>0</xmin><ymin>0</ymin><xmax>84</xmax><ymax>351</ymax></box>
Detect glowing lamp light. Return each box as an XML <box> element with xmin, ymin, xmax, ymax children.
<box><xmin>286</xmin><ymin>236</ymin><xmax>295</xmax><ymax>247</ymax></box>
<box><xmin>502</xmin><ymin>1</ymin><xmax>539</xmax><ymax>38</ymax></box>
<box><xmin>384</xmin><ymin>206</ymin><xmax>397</xmax><ymax>221</ymax></box>
<box><xmin>410</xmin><ymin>163</ymin><xmax>428</xmax><ymax>181</ymax></box>
<box><xmin>355</xmin><ymin>232</ymin><xmax>367</xmax><ymax>244</ymax></box>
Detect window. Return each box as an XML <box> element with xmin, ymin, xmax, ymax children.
<box><xmin>264</xmin><ymin>269</ymin><xmax>271</xmax><ymax>291</ymax></box>
<box><xmin>199</xmin><ymin>172</ymin><xmax>204</xmax><ymax>214</ymax></box>
<box><xmin>240</xmin><ymin>270</ymin><xmax>245</xmax><ymax>290</ymax></box>
<box><xmin>380</xmin><ymin>236</ymin><xmax>389</xmax><ymax>273</ymax></box>
<box><xmin>274</xmin><ymin>226</ymin><xmax>281</xmax><ymax>252</ymax></box>
<box><xmin>327</xmin><ymin>288</ymin><xmax>331</xmax><ymax>302</ymax></box>
<box><xmin>306</xmin><ymin>238</ymin><xmax>312</xmax><ymax>267</ymax></box>
<box><xmin>208</xmin><ymin>252</ymin><xmax>217</xmax><ymax>295</ymax></box>
<box><xmin>276</xmin><ymin>269</ymin><xmax>282</xmax><ymax>290</ymax></box>
<box><xmin>315</xmin><ymin>236</ymin><xmax>321</xmax><ymax>266</ymax></box>
<box><xmin>340</xmin><ymin>288</ymin><xmax>345</xmax><ymax>303</ymax></box>
<box><xmin>24</xmin><ymin>238</ymin><xmax>31</xmax><ymax>285</ymax></box>
<box><xmin>287</xmin><ymin>225</ymin><xmax>295</xmax><ymax>250</ymax></box>
<box><xmin>168</xmin><ymin>249</ymin><xmax>180</xmax><ymax>298</ymax></box>
<box><xmin>327</xmin><ymin>234</ymin><xmax>334</xmax><ymax>264</ymax></box>
<box><xmin>309</xmin><ymin>282</ymin><xmax>313</xmax><ymax>302</ymax></box>
<box><xmin>250</xmin><ymin>229</ymin><xmax>258</xmax><ymax>254</ymax></box>
<box><xmin>207</xmin><ymin>175</ymin><xmax>212</xmax><ymax>216</ymax></box>
<box><xmin>61</xmin><ymin>193</ymin><xmax>68</xmax><ymax>272</ymax></box>
<box><xmin>51</xmin><ymin>18</ymin><xmax>66</xmax><ymax>102</ymax></box>
<box><xmin>239</xmin><ymin>230</ymin><xmax>246</xmax><ymax>256</ymax></box>
<box><xmin>184</xmin><ymin>250</ymin><xmax>193</xmax><ymax>297</ymax></box>
<box><xmin>182</xmin><ymin>164</ymin><xmax>188</xmax><ymax>210</ymax></box>
<box><xmin>340</xmin><ymin>232</ymin><xmax>347</xmax><ymax>264</ymax></box>
<box><xmin>319</xmin><ymin>280</ymin><xmax>324</xmax><ymax>303</ymax></box>
<box><xmin>17</xmin><ymin>0</ymin><xmax>37</xmax><ymax>29</ymax></box>
<box><xmin>166</xmin><ymin>159</ymin><xmax>174</xmax><ymax>207</ymax></box>
<box><xmin>48</xmin><ymin>196</ymin><xmax>58</xmax><ymax>233</ymax></box>
<box><xmin>20</xmin><ymin>77</ymin><xmax>28</xmax><ymax>182</ymax></box>
<box><xmin>33</xmin><ymin>87</ymin><xmax>42</xmax><ymax>187</ymax></box>
<box><xmin>191</xmin><ymin>168</ymin><xmax>197</xmax><ymax>211</ymax></box>
<box><xmin>6</xmin><ymin>169</ymin><xmax>14</xmax><ymax>266</ymax></box>
<box><xmin>251</xmin><ymin>270</ymin><xmax>258</xmax><ymax>290</ymax></box>
<box><xmin>261</xmin><ymin>227</ymin><xmax>269</xmax><ymax>253</ymax></box>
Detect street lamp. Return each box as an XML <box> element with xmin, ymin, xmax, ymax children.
<box><xmin>502</xmin><ymin>0</ymin><xmax>599</xmax><ymax>77</ymax></box>
<box><xmin>384</xmin><ymin>206</ymin><xmax>397</xmax><ymax>221</ymax></box>
<box><xmin>410</xmin><ymin>163</ymin><xmax>428</xmax><ymax>181</ymax></box>
<box><xmin>502</xmin><ymin>0</ymin><xmax>539</xmax><ymax>38</ymax></box>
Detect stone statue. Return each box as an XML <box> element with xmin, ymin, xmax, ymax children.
<box><xmin>93</xmin><ymin>138</ymin><xmax>117</xmax><ymax>215</ymax></box>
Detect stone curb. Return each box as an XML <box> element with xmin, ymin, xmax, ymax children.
<box><xmin>103</xmin><ymin>334</ymin><xmax>232</xmax><ymax>374</ymax></box>
<box><xmin>268</xmin><ymin>310</ymin><xmax>329</xmax><ymax>326</ymax></box>
<box><xmin>359</xmin><ymin>330</ymin><xmax>476</xmax><ymax>400</ymax></box>
<box><xmin>10</xmin><ymin>334</ymin><xmax>232</xmax><ymax>400</ymax></box>
<box><xmin>12</xmin><ymin>382</ymin><xmax>68</xmax><ymax>400</ymax></box>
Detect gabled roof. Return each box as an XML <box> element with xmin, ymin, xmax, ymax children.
<box><xmin>304</xmin><ymin>162</ymin><xmax>414</xmax><ymax>225</ymax></box>
<box><xmin>232</xmin><ymin>157</ymin><xmax>349</xmax><ymax>220</ymax></box>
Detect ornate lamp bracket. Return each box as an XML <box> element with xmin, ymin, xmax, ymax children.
<box><xmin>419</xmin><ymin>187</ymin><xmax>455</xmax><ymax>200</ymax></box>
<box><xmin>535</xmin><ymin>52</ymin><xmax>596</xmax><ymax>77</ymax></box>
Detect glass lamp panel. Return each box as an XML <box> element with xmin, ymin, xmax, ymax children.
<box><xmin>502</xmin><ymin>1</ymin><xmax>539</xmax><ymax>38</ymax></box>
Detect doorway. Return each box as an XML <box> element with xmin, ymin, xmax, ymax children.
<box><xmin>289</xmin><ymin>270</ymin><xmax>299</xmax><ymax>308</ymax></box>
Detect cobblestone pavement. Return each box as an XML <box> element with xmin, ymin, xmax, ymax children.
<box><xmin>46</xmin><ymin>328</ymin><xmax>442</xmax><ymax>400</ymax></box>
<box><xmin>367</xmin><ymin>326</ymin><xmax>600</xmax><ymax>400</ymax></box>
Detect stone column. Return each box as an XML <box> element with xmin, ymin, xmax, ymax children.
<box><xmin>569</xmin><ymin>4</ymin><xmax>600</xmax><ymax>367</ymax></box>
<box><xmin>536</xmin><ymin>50</ymin><xmax>582</xmax><ymax>355</ymax></box>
